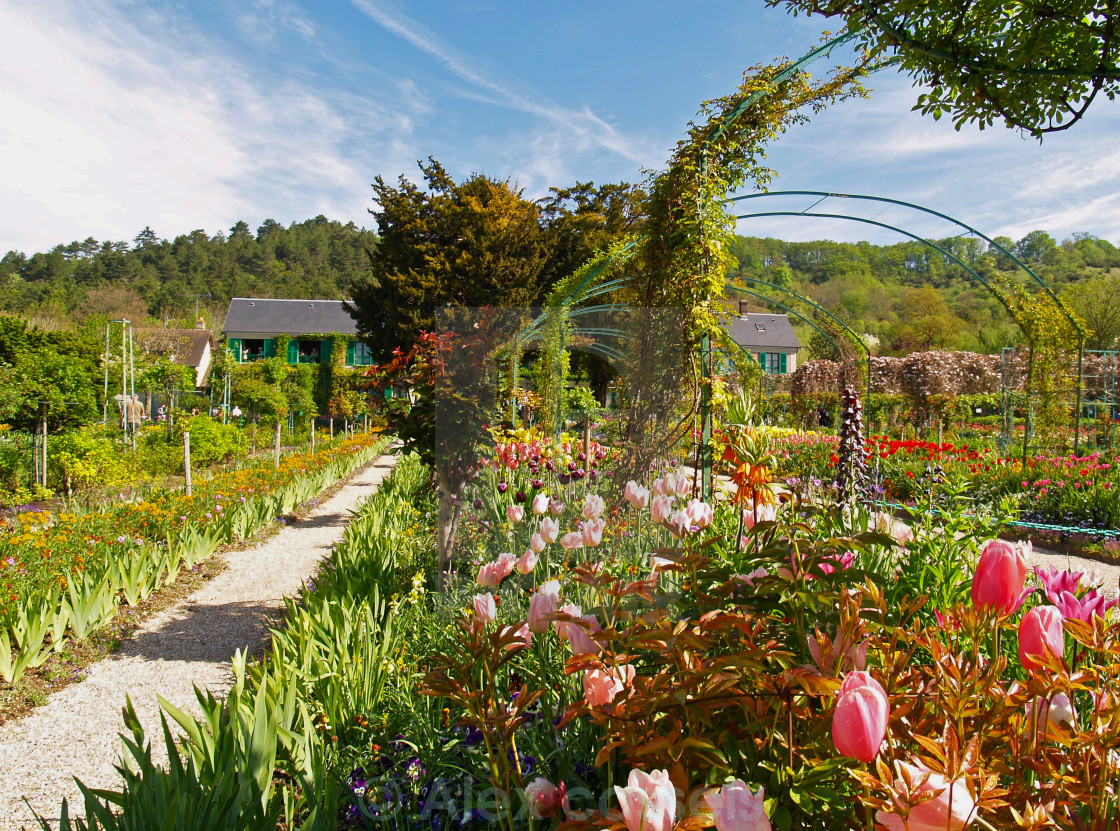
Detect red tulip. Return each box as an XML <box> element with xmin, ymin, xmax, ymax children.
<box><xmin>832</xmin><ymin>671</ymin><xmax>889</xmax><ymax>762</ymax></box>
<box><xmin>1018</xmin><ymin>606</ymin><xmax>1064</xmax><ymax>673</ymax></box>
<box><xmin>970</xmin><ymin>539</ymin><xmax>1028</xmax><ymax>614</ymax></box>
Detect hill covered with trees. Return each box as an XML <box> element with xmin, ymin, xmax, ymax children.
<box><xmin>0</xmin><ymin>217</ymin><xmax>377</xmax><ymax>329</ymax></box>
<box><xmin>2</xmin><ymin>204</ymin><xmax>1117</xmax><ymax>357</ymax></box>
<box><xmin>729</xmin><ymin>230</ymin><xmax>1120</xmax><ymax>355</ymax></box>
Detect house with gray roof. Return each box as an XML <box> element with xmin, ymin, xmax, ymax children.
<box><xmin>723</xmin><ymin>312</ymin><xmax>802</xmax><ymax>374</ymax></box>
<box><xmin>221</xmin><ymin>298</ymin><xmax>374</xmax><ymax>367</ymax></box>
<box><xmin>136</xmin><ymin>321</ymin><xmax>217</xmax><ymax>387</ymax></box>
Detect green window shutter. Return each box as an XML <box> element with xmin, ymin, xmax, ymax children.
<box><xmin>779</xmin><ymin>352</ymin><xmax>788</xmax><ymax>373</ymax></box>
<box><xmin>228</xmin><ymin>338</ymin><xmax>242</xmax><ymax>362</ymax></box>
<box><xmin>345</xmin><ymin>341</ymin><xmax>355</xmax><ymax>365</ymax></box>
<box><xmin>287</xmin><ymin>339</ymin><xmax>298</xmax><ymax>364</ymax></box>
<box><xmin>264</xmin><ymin>339</ymin><xmax>276</xmax><ymax>358</ymax></box>
<box><xmin>758</xmin><ymin>352</ymin><xmax>766</xmax><ymax>372</ymax></box>
<box><xmin>321</xmin><ymin>339</ymin><xmax>332</xmax><ymax>363</ymax></box>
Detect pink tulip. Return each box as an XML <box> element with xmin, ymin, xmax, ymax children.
<box><xmin>705</xmin><ymin>780</ymin><xmax>771</xmax><ymax>831</ymax></box>
<box><xmin>685</xmin><ymin>498</ymin><xmax>714</xmax><ymax>529</ymax></box>
<box><xmin>560</xmin><ymin>531</ymin><xmax>584</xmax><ymax>551</ymax></box>
<box><xmin>1018</xmin><ymin>605</ymin><xmax>1064</xmax><ymax>672</ymax></box>
<box><xmin>582</xmin><ymin>494</ymin><xmax>605</xmax><ymax>520</ymax></box>
<box><xmin>733</xmin><ymin>567</ymin><xmax>768</xmax><ymax>587</ymax></box>
<box><xmin>614</xmin><ymin>769</ymin><xmax>676</xmax><ymax>831</ymax></box>
<box><xmin>531</xmin><ymin>493</ymin><xmax>550</xmax><ymax>515</ymax></box>
<box><xmin>472</xmin><ymin>593</ymin><xmax>495</xmax><ymax>624</ymax></box>
<box><xmin>500</xmin><ymin>622</ymin><xmax>531</xmax><ymax>649</ymax></box>
<box><xmin>1054</xmin><ymin>588</ymin><xmax>1116</xmax><ymax>623</ymax></box>
<box><xmin>1034</xmin><ymin>565</ymin><xmax>1082</xmax><ymax>604</ymax></box>
<box><xmin>506</xmin><ymin>505</ymin><xmax>524</xmax><ymax>523</ymax></box>
<box><xmin>817</xmin><ymin>551</ymin><xmax>855</xmax><ymax>577</ymax></box>
<box><xmin>556</xmin><ymin>602</ymin><xmax>601</xmax><ymax>654</ymax></box>
<box><xmin>873</xmin><ymin>511</ymin><xmax>914</xmax><ymax>546</ymax></box>
<box><xmin>527</xmin><ymin>581</ymin><xmax>559</xmax><ymax>633</ymax></box>
<box><xmin>581</xmin><ymin>518</ymin><xmax>605</xmax><ymax>547</ymax></box>
<box><xmin>584</xmin><ymin>668</ymin><xmax>624</xmax><ymax>707</ymax></box>
<box><xmin>875</xmin><ymin>762</ymin><xmax>976</xmax><ymax>831</ymax></box>
<box><xmin>673</xmin><ymin>474</ymin><xmax>693</xmax><ymax>496</ymax></box>
<box><xmin>584</xmin><ymin>664</ymin><xmax>635</xmax><ymax>707</ymax></box>
<box><xmin>539</xmin><ymin>517</ymin><xmax>559</xmax><ymax>544</ymax></box>
<box><xmin>742</xmin><ymin>501</ymin><xmax>777</xmax><ymax>529</ymax></box>
<box><xmin>549</xmin><ymin>499</ymin><xmax>566</xmax><ymax>516</ymax></box>
<box><xmin>971</xmin><ymin>539</ymin><xmax>1029</xmax><ymax>614</ymax></box>
<box><xmin>517</xmin><ymin>549</ymin><xmax>539</xmax><ymax>574</ymax></box>
<box><xmin>524</xmin><ymin>777</ymin><xmax>565</xmax><ymax>819</ymax></box>
<box><xmin>650</xmin><ymin>494</ymin><xmax>674</xmax><ymax>524</ymax></box>
<box><xmin>529</xmin><ymin>533</ymin><xmax>546</xmax><ymax>554</ymax></box>
<box><xmin>832</xmin><ymin>671</ymin><xmax>889</xmax><ymax>762</ymax></box>
<box><xmin>808</xmin><ymin>631</ymin><xmax>867</xmax><ymax>675</ymax></box>
<box><xmin>653</xmin><ymin>474</ymin><xmax>675</xmax><ymax>496</ymax></box>
<box><xmin>477</xmin><ymin>552</ymin><xmax>517</xmax><ymax>587</ymax></box>
<box><xmin>624</xmin><ymin>480</ymin><xmax>650</xmax><ymax>509</ymax></box>
<box><xmin>1026</xmin><ymin>693</ymin><xmax>1077</xmax><ymax>735</ymax></box>
<box><xmin>666</xmin><ymin>509</ymin><xmax>692</xmax><ymax>538</ymax></box>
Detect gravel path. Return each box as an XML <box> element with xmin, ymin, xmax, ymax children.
<box><xmin>0</xmin><ymin>452</ymin><xmax>398</xmax><ymax>831</ymax></box>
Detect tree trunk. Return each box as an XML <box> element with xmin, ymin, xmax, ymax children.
<box><xmin>436</xmin><ymin>478</ymin><xmax>467</xmax><ymax>589</ymax></box>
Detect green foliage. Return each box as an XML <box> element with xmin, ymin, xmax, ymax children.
<box><xmin>0</xmin><ymin>217</ymin><xmax>376</xmax><ymax>325</ymax></box>
<box><xmin>177</xmin><ymin>415</ymin><xmax>246</xmax><ymax>467</ymax></box>
<box><xmin>51</xmin><ymin>451</ymin><xmax>429</xmax><ymax>829</ymax></box>
<box><xmin>350</xmin><ymin>159</ymin><xmax>551</xmax><ymax>360</ymax></box>
<box><xmin>48</xmin><ymin>428</ymin><xmax>129</xmax><ymax>497</ymax></box>
<box><xmin>1064</xmin><ymin>272</ymin><xmax>1120</xmax><ymax>351</ymax></box>
<box><xmin>0</xmin><ymin>316</ymin><xmax>101</xmax><ymax>430</ymax></box>
<box><xmin>771</xmin><ymin>0</ymin><xmax>1120</xmax><ymax>136</ymax></box>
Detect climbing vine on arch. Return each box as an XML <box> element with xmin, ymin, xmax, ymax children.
<box><xmin>614</xmin><ymin>52</ymin><xmax>867</xmax><ymax>474</ymax></box>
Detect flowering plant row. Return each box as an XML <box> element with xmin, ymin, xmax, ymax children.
<box><xmin>771</xmin><ymin>430</ymin><xmax>1120</xmax><ymax>536</ymax></box>
<box><xmin>0</xmin><ymin>433</ymin><xmax>386</xmax><ymax>684</ymax></box>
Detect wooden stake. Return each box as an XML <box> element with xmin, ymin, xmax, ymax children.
<box><xmin>184</xmin><ymin>431</ymin><xmax>192</xmax><ymax>496</ymax></box>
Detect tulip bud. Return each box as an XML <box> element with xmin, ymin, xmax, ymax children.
<box><xmin>1018</xmin><ymin>605</ymin><xmax>1064</xmax><ymax>673</ymax></box>
<box><xmin>527</xmin><ymin>581</ymin><xmax>559</xmax><ymax>633</ymax></box>
<box><xmin>832</xmin><ymin>671</ymin><xmax>889</xmax><ymax>762</ymax></box>
<box><xmin>516</xmin><ymin>549</ymin><xmax>538</xmax><ymax>574</ymax></box>
<box><xmin>472</xmin><ymin>593</ymin><xmax>495</xmax><ymax>624</ymax></box>
<box><xmin>971</xmin><ymin>539</ymin><xmax>1029</xmax><ymax>614</ymax></box>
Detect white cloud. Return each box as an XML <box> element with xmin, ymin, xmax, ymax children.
<box><xmin>348</xmin><ymin>0</ymin><xmax>655</xmax><ymax>167</ymax></box>
<box><xmin>0</xmin><ymin>0</ymin><xmax>422</xmax><ymax>252</ymax></box>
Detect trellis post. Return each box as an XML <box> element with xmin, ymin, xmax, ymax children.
<box><xmin>701</xmin><ymin>332</ymin><xmax>713</xmax><ymax>501</ymax></box>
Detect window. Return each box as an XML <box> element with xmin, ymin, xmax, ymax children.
<box><xmin>347</xmin><ymin>341</ymin><xmax>374</xmax><ymax>366</ymax></box>
<box><xmin>754</xmin><ymin>322</ymin><xmax>766</xmax><ymax>332</ymax></box>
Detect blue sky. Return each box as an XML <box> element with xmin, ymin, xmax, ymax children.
<box><xmin>2</xmin><ymin>0</ymin><xmax>1119</xmax><ymax>254</ymax></box>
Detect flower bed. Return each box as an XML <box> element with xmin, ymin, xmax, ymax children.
<box><xmin>0</xmin><ymin>432</ymin><xmax>386</xmax><ymax>684</ymax></box>
<box><xmin>60</xmin><ymin>428</ymin><xmax>1120</xmax><ymax>830</ymax></box>
<box><xmin>773</xmin><ymin>430</ymin><xmax>1120</xmax><ymax>535</ymax></box>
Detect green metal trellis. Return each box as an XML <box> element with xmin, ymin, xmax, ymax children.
<box><xmin>727</xmin><ymin>191</ymin><xmax>1087</xmax><ymax>456</ymax></box>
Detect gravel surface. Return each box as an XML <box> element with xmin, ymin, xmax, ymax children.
<box><xmin>0</xmin><ymin>452</ymin><xmax>398</xmax><ymax>831</ymax></box>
